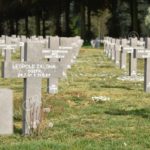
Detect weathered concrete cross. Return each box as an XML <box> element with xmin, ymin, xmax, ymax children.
<box><xmin>134</xmin><ymin>37</ymin><xmax>150</xmax><ymax>92</ymax></box>
<box><xmin>2</xmin><ymin>41</ymin><xmax>60</xmax><ymax>135</ymax></box>
<box><xmin>45</xmin><ymin>36</ymin><xmax>70</xmax><ymax>94</ymax></box>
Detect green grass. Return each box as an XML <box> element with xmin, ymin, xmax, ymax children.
<box><xmin>0</xmin><ymin>47</ymin><xmax>150</xmax><ymax>150</ymax></box>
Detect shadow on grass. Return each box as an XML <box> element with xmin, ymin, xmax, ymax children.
<box><xmin>105</xmin><ymin>108</ymin><xmax>150</xmax><ymax>119</ymax></box>
<box><xmin>89</xmin><ymin>81</ymin><xmax>133</xmax><ymax>91</ymax></box>
<box><xmin>101</xmin><ymin>85</ymin><xmax>133</xmax><ymax>91</ymax></box>
<box><xmin>97</xmin><ymin>65</ymin><xmax>114</xmax><ymax>68</ymax></box>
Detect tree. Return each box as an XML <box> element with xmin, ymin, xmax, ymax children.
<box><xmin>130</xmin><ymin>0</ymin><xmax>139</xmax><ymax>33</ymax></box>
<box><xmin>63</xmin><ymin>0</ymin><xmax>71</xmax><ymax>36</ymax></box>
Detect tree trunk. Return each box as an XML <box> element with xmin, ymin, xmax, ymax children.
<box><xmin>10</xmin><ymin>19</ymin><xmax>15</xmax><ymax>35</ymax></box>
<box><xmin>25</xmin><ymin>15</ymin><xmax>29</xmax><ymax>37</ymax></box>
<box><xmin>16</xmin><ymin>19</ymin><xmax>19</xmax><ymax>36</ymax></box>
<box><xmin>42</xmin><ymin>11</ymin><xmax>46</xmax><ymax>38</ymax></box>
<box><xmin>109</xmin><ymin>0</ymin><xmax>120</xmax><ymax>37</ymax></box>
<box><xmin>130</xmin><ymin>0</ymin><xmax>139</xmax><ymax>33</ymax></box>
<box><xmin>87</xmin><ymin>7</ymin><xmax>91</xmax><ymax>34</ymax></box>
<box><xmin>55</xmin><ymin>1</ymin><xmax>62</xmax><ymax>36</ymax></box>
<box><xmin>80</xmin><ymin>1</ymin><xmax>85</xmax><ymax>40</ymax></box>
<box><xmin>35</xmin><ymin>13</ymin><xmax>41</xmax><ymax>36</ymax></box>
<box><xmin>0</xmin><ymin>19</ymin><xmax>3</xmax><ymax>35</ymax></box>
<box><xmin>64</xmin><ymin>0</ymin><xmax>70</xmax><ymax>36</ymax></box>
<box><xmin>87</xmin><ymin>6</ymin><xmax>91</xmax><ymax>42</ymax></box>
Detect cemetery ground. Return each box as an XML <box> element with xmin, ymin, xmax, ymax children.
<box><xmin>0</xmin><ymin>46</ymin><xmax>150</xmax><ymax>150</ymax></box>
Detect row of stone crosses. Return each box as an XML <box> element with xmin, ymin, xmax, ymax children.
<box><xmin>0</xmin><ymin>35</ymin><xmax>83</xmax><ymax>135</ymax></box>
<box><xmin>103</xmin><ymin>36</ymin><xmax>150</xmax><ymax>93</ymax></box>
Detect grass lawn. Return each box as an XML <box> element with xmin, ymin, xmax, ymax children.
<box><xmin>0</xmin><ymin>47</ymin><xmax>150</xmax><ymax>150</ymax></box>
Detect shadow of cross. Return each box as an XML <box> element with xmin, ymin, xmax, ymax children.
<box><xmin>2</xmin><ymin>41</ymin><xmax>61</xmax><ymax>135</ymax></box>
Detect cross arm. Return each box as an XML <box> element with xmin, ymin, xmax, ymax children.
<box><xmin>2</xmin><ymin>61</ymin><xmax>63</xmax><ymax>78</ymax></box>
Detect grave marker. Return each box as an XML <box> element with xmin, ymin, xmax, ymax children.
<box><xmin>0</xmin><ymin>89</ymin><xmax>13</xmax><ymax>135</ymax></box>
<box><xmin>114</xmin><ymin>39</ymin><xmax>121</xmax><ymax>66</ymax></box>
<box><xmin>129</xmin><ymin>38</ymin><xmax>138</xmax><ymax>76</ymax></box>
<box><xmin>2</xmin><ymin>41</ymin><xmax>61</xmax><ymax>134</ymax></box>
<box><xmin>110</xmin><ymin>38</ymin><xmax>115</xmax><ymax>60</ymax></box>
<box><xmin>120</xmin><ymin>39</ymin><xmax>128</xmax><ymax>69</ymax></box>
<box><xmin>45</xmin><ymin>36</ymin><xmax>68</xmax><ymax>94</ymax></box>
<box><xmin>134</xmin><ymin>49</ymin><xmax>150</xmax><ymax>92</ymax></box>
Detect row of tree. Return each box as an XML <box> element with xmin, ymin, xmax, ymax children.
<box><xmin>108</xmin><ymin>0</ymin><xmax>150</xmax><ymax>38</ymax></box>
<box><xmin>0</xmin><ymin>0</ymin><xmax>150</xmax><ymax>42</ymax></box>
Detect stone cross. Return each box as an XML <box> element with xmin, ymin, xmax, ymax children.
<box><xmin>145</xmin><ymin>38</ymin><xmax>150</xmax><ymax>49</ymax></box>
<box><xmin>104</xmin><ymin>37</ymin><xmax>110</xmax><ymax>56</ymax></box>
<box><xmin>2</xmin><ymin>41</ymin><xmax>60</xmax><ymax>135</ymax></box>
<box><xmin>134</xmin><ymin>37</ymin><xmax>150</xmax><ymax>92</ymax></box>
<box><xmin>0</xmin><ymin>43</ymin><xmax>24</xmax><ymax>62</ymax></box>
<box><xmin>45</xmin><ymin>36</ymin><xmax>69</xmax><ymax>94</ymax></box>
<box><xmin>134</xmin><ymin>48</ymin><xmax>150</xmax><ymax>92</ymax></box>
<box><xmin>104</xmin><ymin>37</ymin><xmax>108</xmax><ymax>54</ymax></box>
<box><xmin>110</xmin><ymin>38</ymin><xmax>115</xmax><ymax>60</ymax></box>
<box><xmin>107</xmin><ymin>37</ymin><xmax>112</xmax><ymax>58</ymax></box>
<box><xmin>120</xmin><ymin>39</ymin><xmax>128</xmax><ymax>69</ymax></box>
<box><xmin>114</xmin><ymin>39</ymin><xmax>121</xmax><ymax>66</ymax></box>
<box><xmin>128</xmin><ymin>38</ymin><xmax>138</xmax><ymax>76</ymax></box>
<box><xmin>0</xmin><ymin>89</ymin><xmax>13</xmax><ymax>135</ymax></box>
<box><xmin>43</xmin><ymin>49</ymin><xmax>67</xmax><ymax>94</ymax></box>
<box><xmin>120</xmin><ymin>38</ymin><xmax>138</xmax><ymax>76</ymax></box>
<box><xmin>59</xmin><ymin>37</ymin><xmax>77</xmax><ymax>65</ymax></box>
<box><xmin>0</xmin><ymin>44</ymin><xmax>17</xmax><ymax>57</ymax></box>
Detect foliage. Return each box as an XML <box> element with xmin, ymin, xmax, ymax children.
<box><xmin>145</xmin><ymin>7</ymin><xmax>150</xmax><ymax>35</ymax></box>
<box><xmin>0</xmin><ymin>0</ymin><xmax>150</xmax><ymax>40</ymax></box>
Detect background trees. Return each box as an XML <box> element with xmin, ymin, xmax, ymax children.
<box><xmin>0</xmin><ymin>0</ymin><xmax>150</xmax><ymax>41</ymax></box>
